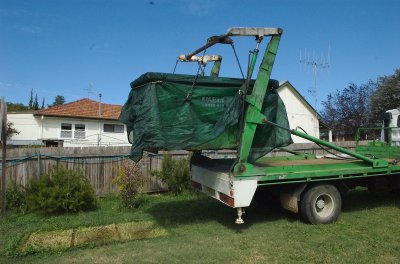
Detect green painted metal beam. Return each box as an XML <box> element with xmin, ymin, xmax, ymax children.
<box><xmin>289</xmin><ymin>129</ymin><xmax>388</xmax><ymax>168</ymax></box>
<box><xmin>236</xmin><ymin>35</ymin><xmax>282</xmax><ymax>171</ymax></box>
<box><xmin>260</xmin><ymin>119</ymin><xmax>389</xmax><ymax>168</ymax></box>
<box><xmin>210</xmin><ymin>60</ymin><xmax>221</xmax><ymax>77</ymax></box>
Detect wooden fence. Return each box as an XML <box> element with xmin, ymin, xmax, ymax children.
<box><xmin>2</xmin><ymin>147</ymin><xmax>167</xmax><ymax>196</ymax></box>
<box><xmin>1</xmin><ymin>141</ymin><xmax>364</xmax><ymax>196</ymax></box>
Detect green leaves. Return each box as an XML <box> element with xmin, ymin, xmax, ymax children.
<box><xmin>25</xmin><ymin>166</ymin><xmax>97</xmax><ymax>215</ymax></box>
<box><xmin>5</xmin><ymin>184</ymin><xmax>26</xmax><ymax>213</ymax></box>
<box><xmin>371</xmin><ymin>69</ymin><xmax>400</xmax><ymax>121</ymax></box>
<box><xmin>321</xmin><ymin>68</ymin><xmax>400</xmax><ymax>139</ymax></box>
<box><xmin>113</xmin><ymin>161</ymin><xmax>145</xmax><ymax>209</ymax></box>
<box><xmin>152</xmin><ymin>153</ymin><xmax>191</xmax><ymax>194</ymax></box>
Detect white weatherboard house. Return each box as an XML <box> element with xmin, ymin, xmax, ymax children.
<box><xmin>8</xmin><ymin>99</ymin><xmax>130</xmax><ymax>147</ymax></box>
<box><xmin>277</xmin><ymin>81</ymin><xmax>321</xmax><ymax>143</ymax></box>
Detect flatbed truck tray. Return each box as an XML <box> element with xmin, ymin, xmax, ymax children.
<box><xmin>193</xmin><ymin>156</ymin><xmax>400</xmax><ymax>184</ymax></box>
<box><xmin>191</xmin><ymin>155</ymin><xmax>400</xmax><ymax>224</ymax></box>
<box><xmin>254</xmin><ymin>157</ymin><xmax>400</xmax><ymax>184</ymax></box>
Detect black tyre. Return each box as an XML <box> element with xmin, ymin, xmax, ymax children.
<box><xmin>300</xmin><ymin>184</ymin><xmax>342</xmax><ymax>224</ymax></box>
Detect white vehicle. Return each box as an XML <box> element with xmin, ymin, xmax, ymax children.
<box><xmin>381</xmin><ymin>108</ymin><xmax>400</xmax><ymax>146</ymax></box>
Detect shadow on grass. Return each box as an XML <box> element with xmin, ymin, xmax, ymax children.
<box><xmin>145</xmin><ymin>194</ymin><xmax>297</xmax><ymax>231</ymax></box>
<box><xmin>342</xmin><ymin>189</ymin><xmax>400</xmax><ymax>212</ymax></box>
<box><xmin>146</xmin><ymin>189</ymin><xmax>400</xmax><ymax>231</ymax></box>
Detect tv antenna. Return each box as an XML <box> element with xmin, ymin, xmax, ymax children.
<box><xmin>299</xmin><ymin>47</ymin><xmax>330</xmax><ymax>109</ymax></box>
<box><xmin>84</xmin><ymin>83</ymin><xmax>93</xmax><ymax>99</ymax></box>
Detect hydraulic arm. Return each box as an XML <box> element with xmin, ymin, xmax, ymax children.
<box><xmin>263</xmin><ymin>119</ymin><xmax>389</xmax><ymax>168</ymax></box>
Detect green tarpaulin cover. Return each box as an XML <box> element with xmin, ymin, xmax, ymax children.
<box><xmin>119</xmin><ymin>72</ymin><xmax>293</xmax><ymax>162</ymax></box>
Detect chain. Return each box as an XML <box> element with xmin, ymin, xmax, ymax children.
<box><xmin>185</xmin><ymin>45</ymin><xmax>208</xmax><ymax>101</ymax></box>
<box><xmin>231</xmin><ymin>43</ymin><xmax>245</xmax><ymax>79</ymax></box>
<box><xmin>172</xmin><ymin>59</ymin><xmax>179</xmax><ymax>74</ymax></box>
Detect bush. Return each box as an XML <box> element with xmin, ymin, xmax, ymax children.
<box><xmin>152</xmin><ymin>153</ymin><xmax>191</xmax><ymax>194</ymax></box>
<box><xmin>113</xmin><ymin>161</ymin><xmax>145</xmax><ymax>209</ymax></box>
<box><xmin>6</xmin><ymin>184</ymin><xmax>27</xmax><ymax>213</ymax></box>
<box><xmin>25</xmin><ymin>166</ymin><xmax>97</xmax><ymax>215</ymax></box>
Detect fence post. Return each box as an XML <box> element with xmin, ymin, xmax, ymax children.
<box><xmin>1</xmin><ymin>97</ymin><xmax>7</xmax><ymax>217</ymax></box>
<box><xmin>37</xmin><ymin>151</ymin><xmax>41</xmax><ymax>178</ymax></box>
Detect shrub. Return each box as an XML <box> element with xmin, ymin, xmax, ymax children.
<box><xmin>6</xmin><ymin>184</ymin><xmax>27</xmax><ymax>213</ymax></box>
<box><xmin>113</xmin><ymin>161</ymin><xmax>145</xmax><ymax>209</ymax></box>
<box><xmin>25</xmin><ymin>166</ymin><xmax>97</xmax><ymax>215</ymax></box>
<box><xmin>152</xmin><ymin>153</ymin><xmax>191</xmax><ymax>194</ymax></box>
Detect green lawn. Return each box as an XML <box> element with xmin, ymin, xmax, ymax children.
<box><xmin>1</xmin><ymin>190</ymin><xmax>399</xmax><ymax>264</ymax></box>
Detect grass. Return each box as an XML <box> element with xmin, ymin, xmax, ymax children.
<box><xmin>16</xmin><ymin>221</ymin><xmax>167</xmax><ymax>254</ymax></box>
<box><xmin>0</xmin><ymin>190</ymin><xmax>399</xmax><ymax>263</ymax></box>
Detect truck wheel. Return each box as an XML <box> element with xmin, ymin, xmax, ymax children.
<box><xmin>300</xmin><ymin>184</ymin><xmax>341</xmax><ymax>224</ymax></box>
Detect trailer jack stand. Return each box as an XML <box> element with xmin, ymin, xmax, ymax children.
<box><xmin>235</xmin><ymin>207</ymin><xmax>245</xmax><ymax>224</ymax></box>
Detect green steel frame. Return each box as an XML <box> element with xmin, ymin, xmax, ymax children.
<box><xmin>355</xmin><ymin>127</ymin><xmax>400</xmax><ymax>159</ymax></box>
<box><xmin>228</xmin><ymin>29</ymin><xmax>399</xmax><ymax>184</ymax></box>
<box><xmin>234</xmin><ymin>33</ymin><xmax>282</xmax><ymax>174</ymax></box>
<box><xmin>181</xmin><ymin>27</ymin><xmax>400</xmax><ymax>187</ymax></box>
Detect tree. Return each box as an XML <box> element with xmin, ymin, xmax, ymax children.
<box><xmin>28</xmin><ymin>89</ymin><xmax>33</xmax><ymax>109</ymax></box>
<box><xmin>32</xmin><ymin>94</ymin><xmax>39</xmax><ymax>110</ymax></box>
<box><xmin>41</xmin><ymin>97</ymin><xmax>45</xmax><ymax>109</ymax></box>
<box><xmin>6</xmin><ymin>102</ymin><xmax>28</xmax><ymax>112</ymax></box>
<box><xmin>49</xmin><ymin>95</ymin><xmax>65</xmax><ymax>107</ymax></box>
<box><xmin>6</xmin><ymin>121</ymin><xmax>20</xmax><ymax>140</ymax></box>
<box><xmin>370</xmin><ymin>69</ymin><xmax>400</xmax><ymax>123</ymax></box>
<box><xmin>321</xmin><ymin>82</ymin><xmax>376</xmax><ymax>138</ymax></box>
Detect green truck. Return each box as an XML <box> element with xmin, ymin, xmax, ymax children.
<box><xmin>120</xmin><ymin>27</ymin><xmax>400</xmax><ymax>224</ymax></box>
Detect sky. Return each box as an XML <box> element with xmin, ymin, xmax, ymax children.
<box><xmin>1</xmin><ymin>0</ymin><xmax>399</xmax><ymax>111</ymax></box>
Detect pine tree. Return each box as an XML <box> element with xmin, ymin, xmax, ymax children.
<box><xmin>41</xmin><ymin>97</ymin><xmax>45</xmax><ymax>109</ymax></box>
<box><xmin>51</xmin><ymin>95</ymin><xmax>66</xmax><ymax>106</ymax></box>
<box><xmin>33</xmin><ymin>94</ymin><xmax>39</xmax><ymax>110</ymax></box>
<box><xmin>28</xmin><ymin>89</ymin><xmax>33</xmax><ymax>109</ymax></box>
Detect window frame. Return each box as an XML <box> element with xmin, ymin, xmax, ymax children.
<box><xmin>60</xmin><ymin>122</ymin><xmax>86</xmax><ymax>139</ymax></box>
<box><xmin>103</xmin><ymin>124</ymin><xmax>124</xmax><ymax>133</ymax></box>
<box><xmin>60</xmin><ymin>123</ymin><xmax>73</xmax><ymax>138</ymax></box>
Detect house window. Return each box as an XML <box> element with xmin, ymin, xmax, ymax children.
<box><xmin>74</xmin><ymin>124</ymin><xmax>86</xmax><ymax>139</ymax></box>
<box><xmin>104</xmin><ymin>124</ymin><xmax>124</xmax><ymax>133</ymax></box>
<box><xmin>61</xmin><ymin>123</ymin><xmax>72</xmax><ymax>138</ymax></box>
<box><xmin>60</xmin><ymin>123</ymin><xmax>86</xmax><ymax>139</ymax></box>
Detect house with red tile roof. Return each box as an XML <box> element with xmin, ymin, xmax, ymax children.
<box><xmin>7</xmin><ymin>98</ymin><xmax>130</xmax><ymax>147</ymax></box>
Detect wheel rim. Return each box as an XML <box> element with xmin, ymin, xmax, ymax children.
<box><xmin>314</xmin><ymin>193</ymin><xmax>334</xmax><ymax>218</ymax></box>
